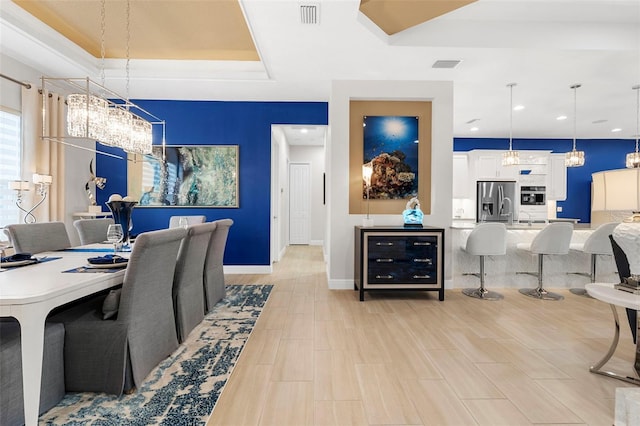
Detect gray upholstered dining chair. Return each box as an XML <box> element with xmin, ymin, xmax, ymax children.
<box><xmin>73</xmin><ymin>218</ymin><xmax>115</xmax><ymax>245</ymax></box>
<box><xmin>6</xmin><ymin>222</ymin><xmax>71</xmax><ymax>253</ymax></box>
<box><xmin>50</xmin><ymin>227</ymin><xmax>187</xmax><ymax>395</ymax></box>
<box><xmin>173</xmin><ymin>221</ymin><xmax>217</xmax><ymax>343</ymax></box>
<box><xmin>203</xmin><ymin>219</ymin><xmax>233</xmax><ymax>313</ymax></box>
<box><xmin>168</xmin><ymin>215</ymin><xmax>206</xmax><ymax>228</ymax></box>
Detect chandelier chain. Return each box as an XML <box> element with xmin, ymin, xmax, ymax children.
<box><xmin>125</xmin><ymin>0</ymin><xmax>130</xmax><ymax>102</ymax></box>
<box><xmin>100</xmin><ymin>0</ymin><xmax>106</xmax><ymax>87</ymax></box>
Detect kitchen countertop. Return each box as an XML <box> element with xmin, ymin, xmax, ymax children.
<box><xmin>450</xmin><ymin>219</ymin><xmax>592</xmax><ymax>230</ymax></box>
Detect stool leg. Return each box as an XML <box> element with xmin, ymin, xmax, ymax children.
<box><xmin>462</xmin><ymin>255</ymin><xmax>503</xmax><ymax>300</ymax></box>
<box><xmin>518</xmin><ymin>254</ymin><xmax>564</xmax><ymax>300</ymax></box>
<box><xmin>570</xmin><ymin>253</ymin><xmax>595</xmax><ymax>296</ymax></box>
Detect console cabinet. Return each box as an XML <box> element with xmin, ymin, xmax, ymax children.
<box><xmin>354</xmin><ymin>226</ymin><xmax>445</xmax><ymax>301</ymax></box>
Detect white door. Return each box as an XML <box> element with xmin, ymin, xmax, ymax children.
<box><xmin>289</xmin><ymin>163</ymin><xmax>310</xmax><ymax>245</ymax></box>
<box><xmin>271</xmin><ymin>139</ymin><xmax>281</xmax><ymax>263</ymax></box>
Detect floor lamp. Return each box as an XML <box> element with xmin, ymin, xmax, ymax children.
<box><xmin>362</xmin><ymin>162</ymin><xmax>374</xmax><ymax>227</ymax></box>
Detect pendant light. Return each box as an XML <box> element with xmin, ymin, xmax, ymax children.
<box><xmin>502</xmin><ymin>82</ymin><xmax>520</xmax><ymax>166</ymax></box>
<box><xmin>565</xmin><ymin>83</ymin><xmax>585</xmax><ymax>167</ymax></box>
<box><xmin>627</xmin><ymin>85</ymin><xmax>640</xmax><ymax>168</ymax></box>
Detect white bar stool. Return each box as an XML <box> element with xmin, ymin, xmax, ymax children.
<box><xmin>461</xmin><ymin>222</ymin><xmax>507</xmax><ymax>300</ymax></box>
<box><xmin>516</xmin><ymin>222</ymin><xmax>574</xmax><ymax>300</ymax></box>
<box><xmin>568</xmin><ymin>222</ymin><xmax>618</xmax><ymax>295</ymax></box>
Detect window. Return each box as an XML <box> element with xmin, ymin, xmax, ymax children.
<box><xmin>0</xmin><ymin>108</ymin><xmax>21</xmax><ymax>227</ymax></box>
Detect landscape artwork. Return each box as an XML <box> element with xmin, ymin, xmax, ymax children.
<box><xmin>137</xmin><ymin>145</ymin><xmax>238</xmax><ymax>207</ymax></box>
<box><xmin>363</xmin><ymin>115</ymin><xmax>419</xmax><ymax>200</ymax></box>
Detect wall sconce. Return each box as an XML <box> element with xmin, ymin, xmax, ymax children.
<box><xmin>362</xmin><ymin>162</ymin><xmax>374</xmax><ymax>226</ymax></box>
<box><xmin>9</xmin><ymin>174</ymin><xmax>52</xmax><ymax>223</ymax></box>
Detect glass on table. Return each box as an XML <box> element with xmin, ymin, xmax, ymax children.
<box><xmin>106</xmin><ymin>224</ymin><xmax>124</xmax><ymax>255</ymax></box>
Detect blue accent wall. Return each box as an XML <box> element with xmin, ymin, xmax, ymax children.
<box><xmin>96</xmin><ymin>101</ymin><xmax>328</xmax><ymax>266</ymax></box>
<box><xmin>454</xmin><ymin>138</ymin><xmax>633</xmax><ymax>223</ymax></box>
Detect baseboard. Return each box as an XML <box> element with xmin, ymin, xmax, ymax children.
<box><xmin>310</xmin><ymin>240</ymin><xmax>323</xmax><ymax>246</ymax></box>
<box><xmin>224</xmin><ymin>265</ymin><xmax>273</xmax><ymax>274</ymax></box>
<box><xmin>328</xmin><ymin>278</ymin><xmax>353</xmax><ymax>290</ymax></box>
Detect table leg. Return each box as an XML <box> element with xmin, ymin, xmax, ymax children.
<box><xmin>590</xmin><ymin>304</ymin><xmax>640</xmax><ymax>386</ymax></box>
<box><xmin>17</xmin><ymin>310</ymin><xmax>48</xmax><ymax>426</ymax></box>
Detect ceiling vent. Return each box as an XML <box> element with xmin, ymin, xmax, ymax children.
<box><xmin>432</xmin><ymin>60</ymin><xmax>462</xmax><ymax>69</ymax></box>
<box><xmin>300</xmin><ymin>4</ymin><xmax>319</xmax><ymax>24</ymax></box>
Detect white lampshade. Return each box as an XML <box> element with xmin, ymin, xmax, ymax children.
<box><xmin>362</xmin><ymin>162</ymin><xmax>373</xmax><ymax>187</ymax></box>
<box><xmin>32</xmin><ymin>174</ymin><xmax>52</xmax><ymax>184</ymax></box>
<box><xmin>9</xmin><ymin>180</ymin><xmax>30</xmax><ymax>191</ymax></box>
<box><xmin>591</xmin><ymin>168</ymin><xmax>640</xmax><ymax>212</ymax></box>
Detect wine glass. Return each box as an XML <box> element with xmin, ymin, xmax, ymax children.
<box><xmin>106</xmin><ymin>224</ymin><xmax>124</xmax><ymax>255</ymax></box>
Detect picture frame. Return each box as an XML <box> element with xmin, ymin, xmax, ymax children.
<box><xmin>128</xmin><ymin>145</ymin><xmax>238</xmax><ymax>208</ymax></box>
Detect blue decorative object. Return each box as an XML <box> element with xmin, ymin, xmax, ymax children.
<box><xmin>106</xmin><ymin>199</ymin><xmax>137</xmax><ymax>246</ymax></box>
<box><xmin>402</xmin><ymin>197</ymin><xmax>423</xmax><ymax>227</ymax></box>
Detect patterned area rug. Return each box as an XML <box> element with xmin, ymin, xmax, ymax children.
<box><xmin>41</xmin><ymin>284</ymin><xmax>273</xmax><ymax>426</ymax></box>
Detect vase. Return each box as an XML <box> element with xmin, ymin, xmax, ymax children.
<box><xmin>106</xmin><ymin>201</ymin><xmax>137</xmax><ymax>247</ymax></box>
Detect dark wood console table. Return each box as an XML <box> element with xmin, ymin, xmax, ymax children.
<box><xmin>354</xmin><ymin>226</ymin><xmax>445</xmax><ymax>301</ymax></box>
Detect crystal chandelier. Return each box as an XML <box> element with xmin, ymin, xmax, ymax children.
<box><xmin>565</xmin><ymin>83</ymin><xmax>585</xmax><ymax>167</ymax></box>
<box><xmin>62</xmin><ymin>0</ymin><xmax>153</xmax><ymax>156</ymax></box>
<box><xmin>627</xmin><ymin>85</ymin><xmax>640</xmax><ymax>168</ymax></box>
<box><xmin>502</xmin><ymin>82</ymin><xmax>520</xmax><ymax>166</ymax></box>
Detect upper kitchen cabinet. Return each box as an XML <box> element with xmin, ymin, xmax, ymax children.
<box><xmin>469</xmin><ymin>150</ymin><xmax>520</xmax><ymax>180</ymax></box>
<box><xmin>546</xmin><ymin>153</ymin><xmax>567</xmax><ymax>201</ymax></box>
<box><xmin>452</xmin><ymin>153</ymin><xmax>471</xmax><ymax>198</ymax></box>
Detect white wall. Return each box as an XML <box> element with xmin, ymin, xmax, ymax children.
<box><xmin>290</xmin><ymin>145</ymin><xmax>326</xmax><ymax>245</ymax></box>
<box><xmin>1</xmin><ymin>54</ymin><xmax>94</xmax><ymax>246</ymax></box>
<box><xmin>327</xmin><ymin>80</ymin><xmax>454</xmax><ymax>289</ymax></box>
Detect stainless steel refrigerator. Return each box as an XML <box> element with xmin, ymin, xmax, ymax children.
<box><xmin>476</xmin><ymin>180</ymin><xmax>516</xmax><ymax>223</ymax></box>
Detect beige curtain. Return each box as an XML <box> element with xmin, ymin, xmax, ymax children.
<box><xmin>21</xmin><ymin>86</ymin><xmax>66</xmax><ymax>223</ymax></box>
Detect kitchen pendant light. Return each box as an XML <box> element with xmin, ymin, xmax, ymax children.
<box><xmin>502</xmin><ymin>82</ymin><xmax>520</xmax><ymax>166</ymax></box>
<box><xmin>627</xmin><ymin>85</ymin><xmax>640</xmax><ymax>168</ymax></box>
<box><xmin>565</xmin><ymin>83</ymin><xmax>585</xmax><ymax>167</ymax></box>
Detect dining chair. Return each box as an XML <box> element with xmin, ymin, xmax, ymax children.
<box><xmin>203</xmin><ymin>219</ymin><xmax>233</xmax><ymax>313</ymax></box>
<box><xmin>51</xmin><ymin>227</ymin><xmax>187</xmax><ymax>395</ymax></box>
<box><xmin>6</xmin><ymin>222</ymin><xmax>71</xmax><ymax>254</ymax></box>
<box><xmin>73</xmin><ymin>218</ymin><xmax>115</xmax><ymax>245</ymax></box>
<box><xmin>168</xmin><ymin>215</ymin><xmax>206</xmax><ymax>228</ymax></box>
<box><xmin>173</xmin><ymin>221</ymin><xmax>217</xmax><ymax>343</ymax></box>
<box><xmin>568</xmin><ymin>221</ymin><xmax>618</xmax><ymax>295</ymax></box>
<box><xmin>516</xmin><ymin>222</ymin><xmax>574</xmax><ymax>300</ymax></box>
<box><xmin>461</xmin><ymin>222</ymin><xmax>507</xmax><ymax>300</ymax></box>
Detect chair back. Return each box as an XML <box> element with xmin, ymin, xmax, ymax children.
<box><xmin>117</xmin><ymin>227</ymin><xmax>187</xmax><ymax>386</ymax></box>
<box><xmin>204</xmin><ymin>219</ymin><xmax>233</xmax><ymax>311</ymax></box>
<box><xmin>173</xmin><ymin>222</ymin><xmax>216</xmax><ymax>342</ymax></box>
<box><xmin>73</xmin><ymin>218</ymin><xmax>115</xmax><ymax>245</ymax></box>
<box><xmin>610</xmin><ymin>235</ymin><xmax>631</xmax><ymax>281</ymax></box>
<box><xmin>6</xmin><ymin>222</ymin><xmax>71</xmax><ymax>253</ymax></box>
<box><xmin>530</xmin><ymin>222</ymin><xmax>574</xmax><ymax>255</ymax></box>
<box><xmin>582</xmin><ymin>222</ymin><xmax>618</xmax><ymax>255</ymax></box>
<box><xmin>168</xmin><ymin>215</ymin><xmax>206</xmax><ymax>228</ymax></box>
<box><xmin>465</xmin><ymin>222</ymin><xmax>507</xmax><ymax>256</ymax></box>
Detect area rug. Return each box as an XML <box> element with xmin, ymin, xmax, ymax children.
<box><xmin>41</xmin><ymin>284</ymin><xmax>273</xmax><ymax>425</ymax></box>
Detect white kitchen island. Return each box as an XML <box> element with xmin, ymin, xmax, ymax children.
<box><xmin>450</xmin><ymin>221</ymin><xmax>619</xmax><ymax>289</ymax></box>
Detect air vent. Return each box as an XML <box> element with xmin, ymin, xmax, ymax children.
<box><xmin>300</xmin><ymin>4</ymin><xmax>319</xmax><ymax>24</ymax></box>
<box><xmin>432</xmin><ymin>60</ymin><xmax>461</xmax><ymax>69</ymax></box>
<box><xmin>592</xmin><ymin>119</ymin><xmax>608</xmax><ymax>124</ymax></box>
<box><xmin>466</xmin><ymin>118</ymin><xmax>480</xmax><ymax>124</ymax></box>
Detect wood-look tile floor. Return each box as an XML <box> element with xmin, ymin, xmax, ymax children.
<box><xmin>208</xmin><ymin>245</ymin><xmax>635</xmax><ymax>426</ymax></box>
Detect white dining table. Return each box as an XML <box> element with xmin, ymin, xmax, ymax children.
<box><xmin>0</xmin><ymin>246</ymin><xmax>127</xmax><ymax>426</ymax></box>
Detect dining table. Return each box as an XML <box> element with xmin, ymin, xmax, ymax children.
<box><xmin>0</xmin><ymin>244</ymin><xmax>128</xmax><ymax>426</ymax></box>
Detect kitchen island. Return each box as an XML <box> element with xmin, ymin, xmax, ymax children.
<box><xmin>450</xmin><ymin>221</ymin><xmax>619</xmax><ymax>289</ymax></box>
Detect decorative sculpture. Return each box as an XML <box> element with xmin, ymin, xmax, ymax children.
<box><xmin>106</xmin><ymin>194</ymin><xmax>137</xmax><ymax>247</ymax></box>
<box><xmin>402</xmin><ymin>197</ymin><xmax>423</xmax><ymax>227</ymax></box>
<box><xmin>85</xmin><ymin>159</ymin><xmax>106</xmax><ymax>207</ymax></box>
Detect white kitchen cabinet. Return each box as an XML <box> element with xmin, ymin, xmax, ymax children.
<box><xmin>452</xmin><ymin>153</ymin><xmax>470</xmax><ymax>198</ymax></box>
<box><xmin>472</xmin><ymin>151</ymin><xmax>519</xmax><ymax>180</ymax></box>
<box><xmin>547</xmin><ymin>153</ymin><xmax>567</xmax><ymax>200</ymax></box>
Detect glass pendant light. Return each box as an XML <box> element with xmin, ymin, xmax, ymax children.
<box><xmin>502</xmin><ymin>82</ymin><xmax>520</xmax><ymax>166</ymax></box>
<box><xmin>66</xmin><ymin>93</ymin><xmax>109</xmax><ymax>141</ymax></box>
<box><xmin>627</xmin><ymin>85</ymin><xmax>640</xmax><ymax>168</ymax></box>
<box><xmin>565</xmin><ymin>83</ymin><xmax>585</xmax><ymax>167</ymax></box>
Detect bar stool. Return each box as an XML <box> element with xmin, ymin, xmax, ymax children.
<box><xmin>516</xmin><ymin>222</ymin><xmax>574</xmax><ymax>300</ymax></box>
<box><xmin>568</xmin><ymin>222</ymin><xmax>618</xmax><ymax>295</ymax></box>
<box><xmin>461</xmin><ymin>222</ymin><xmax>507</xmax><ymax>300</ymax></box>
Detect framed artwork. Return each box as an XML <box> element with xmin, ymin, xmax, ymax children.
<box><xmin>349</xmin><ymin>100</ymin><xmax>432</xmax><ymax>215</ymax></box>
<box><xmin>363</xmin><ymin>115</ymin><xmax>419</xmax><ymax>200</ymax></box>
<box><xmin>128</xmin><ymin>145</ymin><xmax>238</xmax><ymax>208</ymax></box>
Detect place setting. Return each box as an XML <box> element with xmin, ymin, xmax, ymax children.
<box><xmin>0</xmin><ymin>253</ymin><xmax>61</xmax><ymax>271</ymax></box>
<box><xmin>63</xmin><ymin>224</ymin><xmax>129</xmax><ymax>273</ymax></box>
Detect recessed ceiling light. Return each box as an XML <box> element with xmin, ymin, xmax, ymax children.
<box><xmin>470</xmin><ymin>127</ymin><xmax>479</xmax><ymax>132</ymax></box>
<box><xmin>611</xmin><ymin>128</ymin><xmax>622</xmax><ymax>133</ymax></box>
<box><xmin>556</xmin><ymin>115</ymin><xmax>567</xmax><ymax>121</ymax></box>
<box><xmin>513</xmin><ymin>105</ymin><xmax>525</xmax><ymax>111</ymax></box>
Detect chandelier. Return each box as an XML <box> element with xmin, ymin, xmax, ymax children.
<box><xmin>565</xmin><ymin>83</ymin><xmax>585</xmax><ymax>167</ymax></box>
<box><xmin>627</xmin><ymin>85</ymin><xmax>640</xmax><ymax>168</ymax></box>
<box><xmin>62</xmin><ymin>0</ymin><xmax>156</xmax><ymax>156</ymax></box>
<box><xmin>502</xmin><ymin>82</ymin><xmax>520</xmax><ymax>166</ymax></box>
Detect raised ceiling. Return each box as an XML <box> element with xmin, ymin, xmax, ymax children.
<box><xmin>2</xmin><ymin>0</ymin><xmax>640</xmax><ymax>142</ymax></box>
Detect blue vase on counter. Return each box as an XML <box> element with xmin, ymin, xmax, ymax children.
<box><xmin>106</xmin><ymin>200</ymin><xmax>137</xmax><ymax>247</ymax></box>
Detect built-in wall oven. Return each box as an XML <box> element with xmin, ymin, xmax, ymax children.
<box><xmin>520</xmin><ymin>186</ymin><xmax>546</xmax><ymax>206</ymax></box>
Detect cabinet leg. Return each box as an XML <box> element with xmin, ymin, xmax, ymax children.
<box><xmin>360</xmin><ymin>289</ymin><xmax>365</xmax><ymax>301</ymax></box>
<box><xmin>439</xmin><ymin>289</ymin><xmax>444</xmax><ymax>301</ymax></box>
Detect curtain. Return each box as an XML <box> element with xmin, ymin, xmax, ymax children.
<box><xmin>21</xmin><ymin>86</ymin><xmax>66</xmax><ymax>223</ymax></box>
